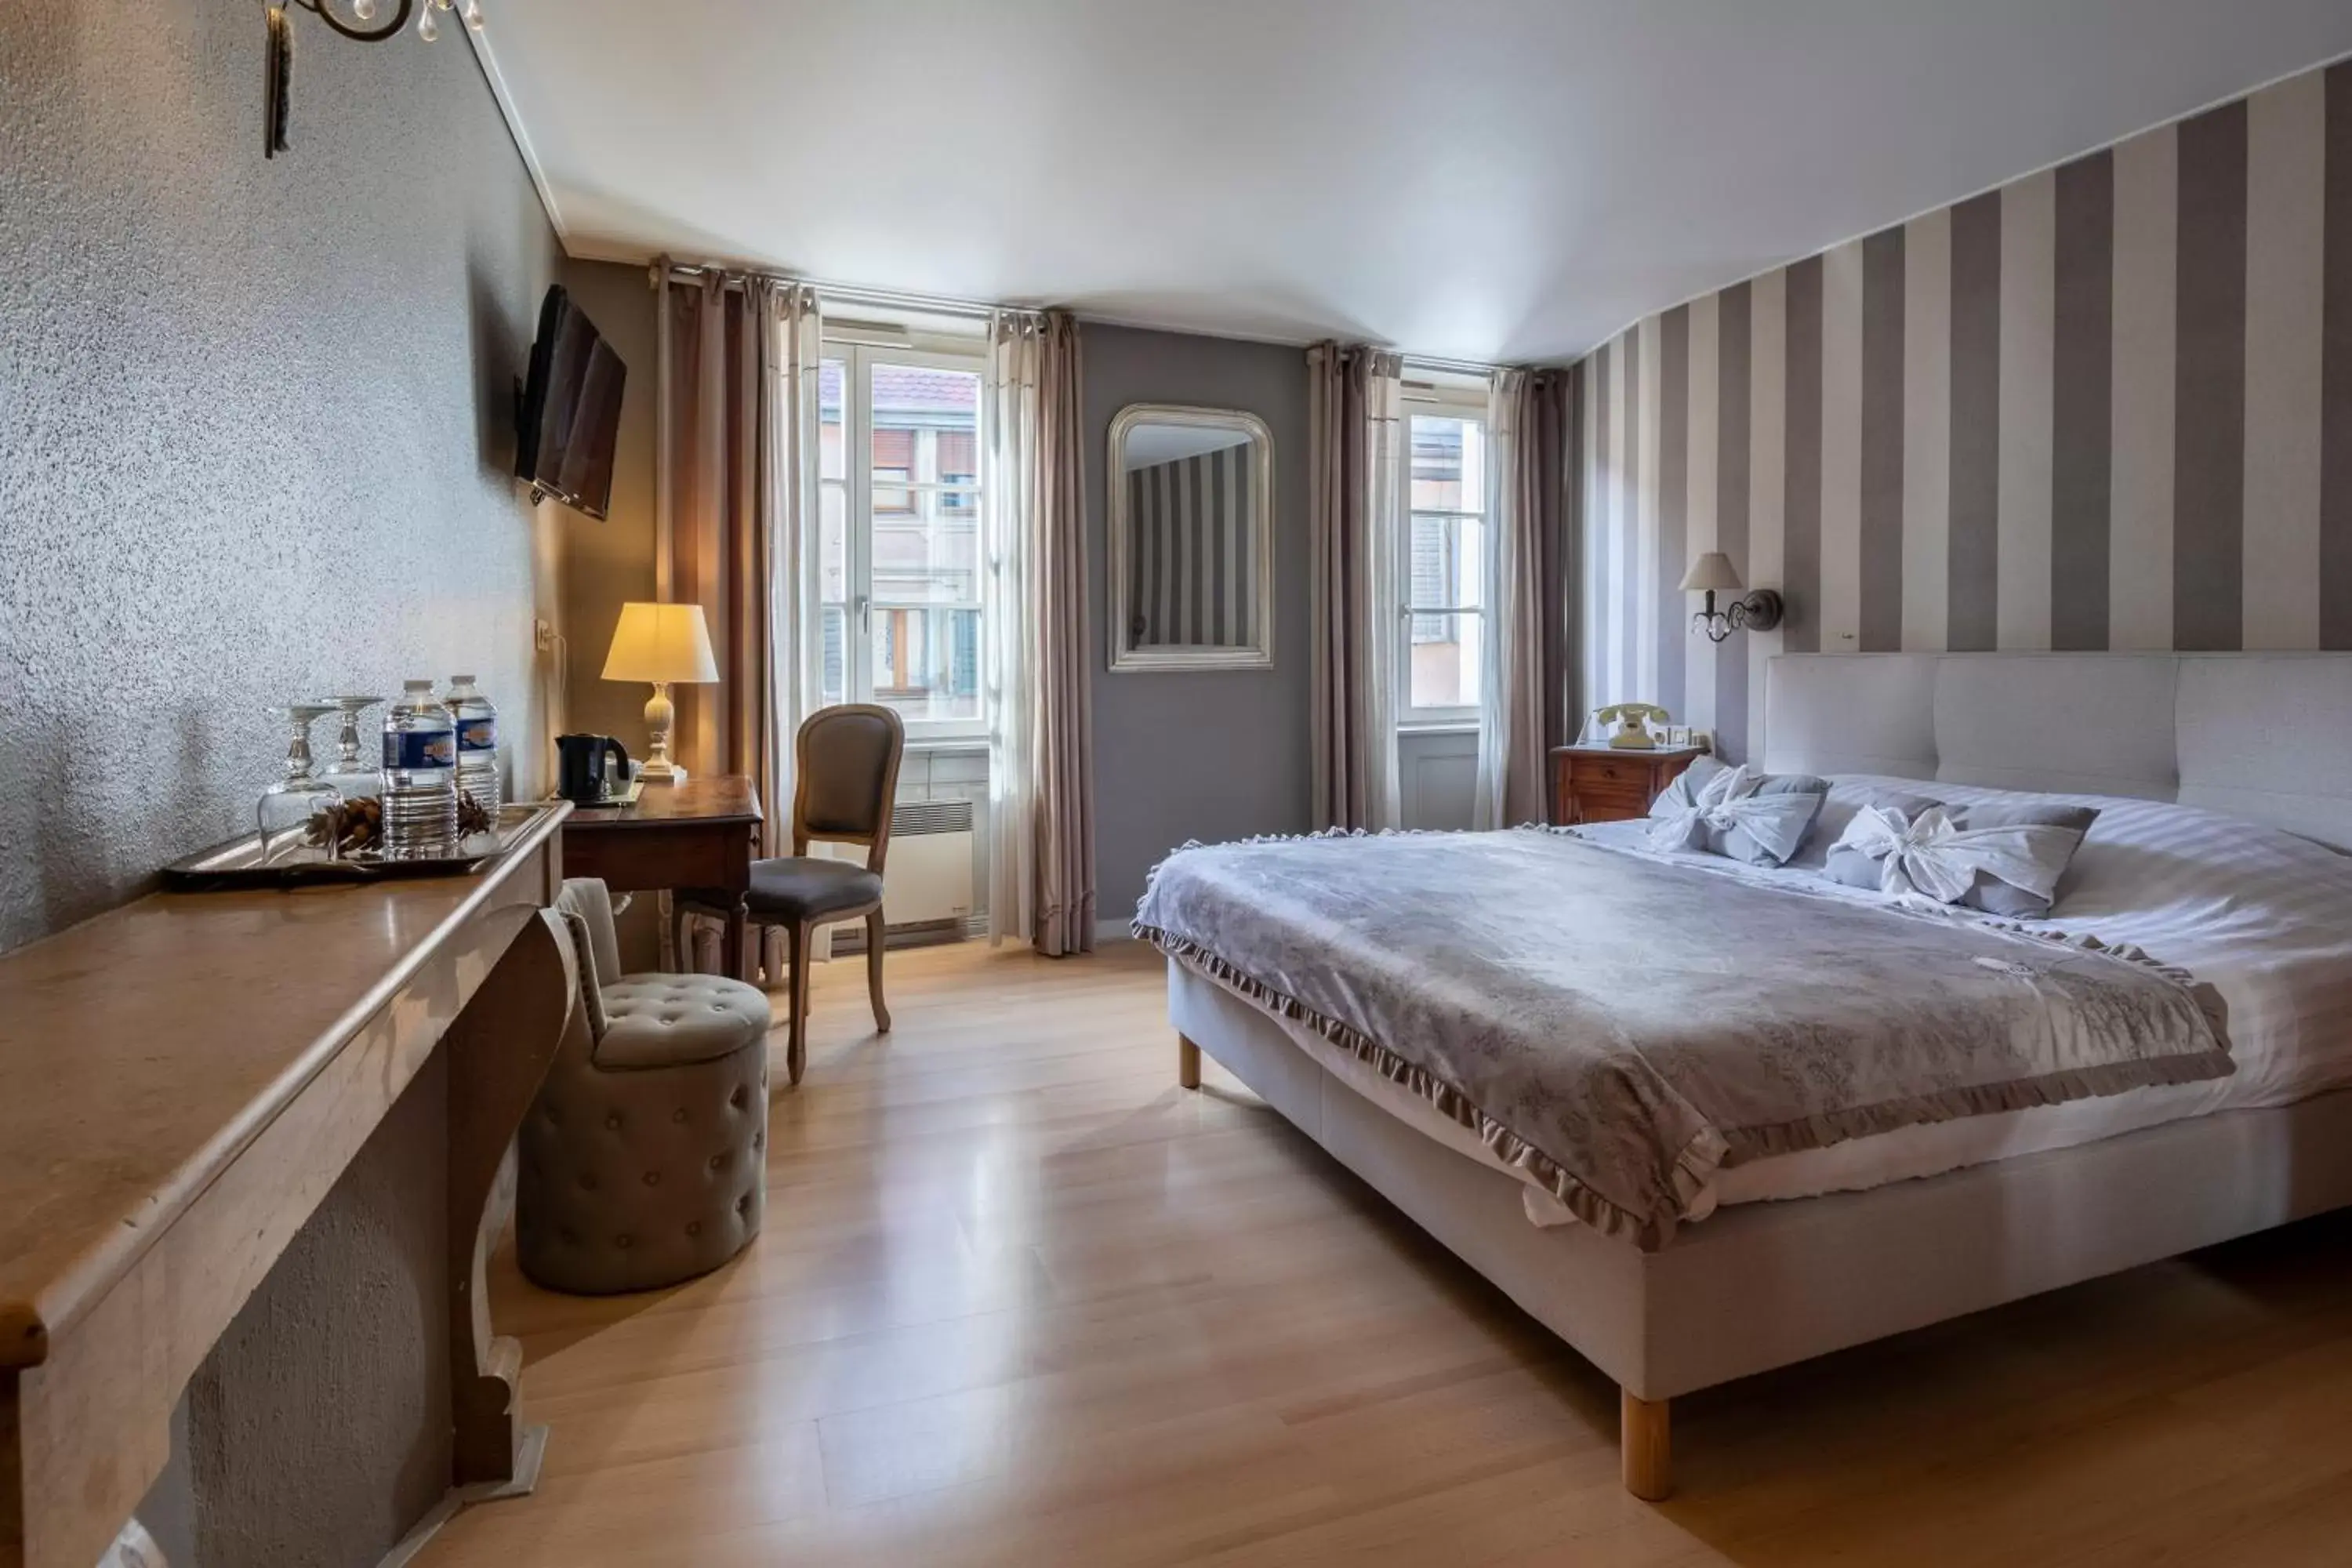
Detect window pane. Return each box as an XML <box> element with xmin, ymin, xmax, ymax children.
<box><xmin>819</xmin><ymin>604</ymin><xmax>848</xmax><ymax>706</ymax></box>
<box><xmin>820</xmin><ymin>482</ymin><xmax>848</xmax><ymax>603</ymax></box>
<box><xmin>1410</xmin><ymin>415</ymin><xmax>1485</xmax><ymax>513</ymax></box>
<box><xmin>1408</xmin><ymin>511</ymin><xmax>1484</xmax><ymax>615</ymax></box>
<box><xmin>871</xmin><ymin>606</ymin><xmax>982</xmax><ymax>725</ymax></box>
<box><xmin>872</xmin><ymin>485</ymin><xmax>982</xmax><ymax>605</ymax></box>
<box><xmin>869</xmin><ymin>361</ymin><xmax>979</xmax><ymax>483</ymax></box>
<box><xmin>1408</xmin><ymin>612</ymin><xmax>1483</xmax><ymax>711</ymax></box>
<box><xmin>819</xmin><ymin>360</ymin><xmax>846</xmax><ymax>482</ymax></box>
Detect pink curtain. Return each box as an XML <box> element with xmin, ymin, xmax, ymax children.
<box><xmin>989</xmin><ymin>310</ymin><xmax>1096</xmax><ymax>956</ymax></box>
<box><xmin>1481</xmin><ymin>368</ymin><xmax>1575</xmax><ymax>826</ymax></box>
<box><xmin>658</xmin><ymin>274</ymin><xmax>821</xmax><ymax>978</ymax></box>
<box><xmin>1307</xmin><ymin>343</ymin><xmax>1403</xmax><ymax>830</ymax></box>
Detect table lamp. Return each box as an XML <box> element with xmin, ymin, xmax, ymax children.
<box><xmin>601</xmin><ymin>601</ymin><xmax>719</xmax><ymax>785</ymax></box>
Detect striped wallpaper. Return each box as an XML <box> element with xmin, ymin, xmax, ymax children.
<box><xmin>1125</xmin><ymin>442</ymin><xmax>1259</xmax><ymax>645</ymax></box>
<box><xmin>1576</xmin><ymin>57</ymin><xmax>2352</xmax><ymax>764</ymax></box>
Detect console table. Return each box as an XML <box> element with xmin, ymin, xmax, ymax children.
<box><xmin>0</xmin><ymin>804</ymin><xmax>573</xmax><ymax>1568</ymax></box>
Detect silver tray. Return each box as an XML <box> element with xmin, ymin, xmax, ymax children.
<box><xmin>161</xmin><ymin>802</ymin><xmax>559</xmax><ymax>891</ymax></box>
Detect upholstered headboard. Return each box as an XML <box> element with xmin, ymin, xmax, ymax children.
<box><xmin>1762</xmin><ymin>653</ymin><xmax>2352</xmax><ymax>850</ymax></box>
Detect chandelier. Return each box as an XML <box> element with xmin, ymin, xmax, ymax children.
<box><xmin>265</xmin><ymin>1</ymin><xmax>485</xmax><ymax>158</ymax></box>
<box><xmin>292</xmin><ymin>0</ymin><xmax>484</xmax><ymax>44</ymax></box>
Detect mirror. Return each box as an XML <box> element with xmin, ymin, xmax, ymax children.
<box><xmin>1108</xmin><ymin>404</ymin><xmax>1274</xmax><ymax>671</ymax></box>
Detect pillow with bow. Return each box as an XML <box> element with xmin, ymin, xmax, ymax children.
<box><xmin>1645</xmin><ymin>759</ymin><xmax>1829</xmax><ymax>866</ymax></box>
<box><xmin>1824</xmin><ymin>799</ymin><xmax>2099</xmax><ymax>917</ymax></box>
<box><xmin>1785</xmin><ymin>780</ymin><xmax>1947</xmax><ymax>870</ymax></box>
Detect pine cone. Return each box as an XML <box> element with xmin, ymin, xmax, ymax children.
<box><xmin>457</xmin><ymin>793</ymin><xmax>492</xmax><ymax>836</ymax></box>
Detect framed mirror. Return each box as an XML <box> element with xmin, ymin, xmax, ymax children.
<box><xmin>1107</xmin><ymin>403</ymin><xmax>1274</xmax><ymax>672</ymax></box>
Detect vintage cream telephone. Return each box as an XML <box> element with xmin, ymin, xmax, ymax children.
<box><xmin>1591</xmin><ymin>702</ymin><xmax>1671</xmax><ymax>750</ymax></box>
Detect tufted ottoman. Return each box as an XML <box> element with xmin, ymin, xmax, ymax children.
<box><xmin>519</xmin><ymin>879</ymin><xmax>772</xmax><ymax>1294</ymax></box>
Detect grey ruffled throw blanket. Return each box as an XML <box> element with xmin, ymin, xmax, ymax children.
<box><xmin>1133</xmin><ymin>829</ymin><xmax>2230</xmax><ymax>1248</ymax></box>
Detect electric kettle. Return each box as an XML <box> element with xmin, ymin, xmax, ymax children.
<box><xmin>554</xmin><ymin>734</ymin><xmax>631</xmax><ymax>804</ymax></box>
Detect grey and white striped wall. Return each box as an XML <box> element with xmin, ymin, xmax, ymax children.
<box><xmin>1574</xmin><ymin>56</ymin><xmax>2352</xmax><ymax>765</ymax></box>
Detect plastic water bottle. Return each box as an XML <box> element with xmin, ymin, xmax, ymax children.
<box><xmin>382</xmin><ymin>680</ymin><xmax>458</xmax><ymax>856</ymax></box>
<box><xmin>444</xmin><ymin>675</ymin><xmax>500</xmax><ymax>815</ymax></box>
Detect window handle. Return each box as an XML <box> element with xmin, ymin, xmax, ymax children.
<box><xmin>855</xmin><ymin>595</ymin><xmax>871</xmax><ymax>631</ymax></box>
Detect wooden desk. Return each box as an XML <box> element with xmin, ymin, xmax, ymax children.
<box><xmin>560</xmin><ymin>775</ymin><xmax>762</xmax><ymax>978</ymax></box>
<box><xmin>0</xmin><ymin>804</ymin><xmax>573</xmax><ymax>1568</ymax></box>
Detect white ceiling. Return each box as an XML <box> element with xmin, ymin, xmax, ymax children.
<box><xmin>477</xmin><ymin>1</ymin><xmax>2352</xmax><ymax>364</ymax></box>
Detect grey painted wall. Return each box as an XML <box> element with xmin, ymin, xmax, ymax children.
<box><xmin>2</xmin><ymin>3</ymin><xmax>562</xmax><ymax>1562</ymax></box>
<box><xmin>1085</xmin><ymin>325</ymin><xmax>1312</xmax><ymax>917</ymax></box>
<box><xmin>0</xmin><ymin>0</ymin><xmax>567</xmax><ymax>954</ymax></box>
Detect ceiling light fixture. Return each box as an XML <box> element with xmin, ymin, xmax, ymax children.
<box><xmin>264</xmin><ymin>0</ymin><xmax>485</xmax><ymax>156</ymax></box>
<box><xmin>288</xmin><ymin>0</ymin><xmax>483</xmax><ymax>45</ymax></box>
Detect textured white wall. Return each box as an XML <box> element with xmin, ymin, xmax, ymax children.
<box><xmin>0</xmin><ymin>0</ymin><xmax>565</xmax><ymax>952</ymax></box>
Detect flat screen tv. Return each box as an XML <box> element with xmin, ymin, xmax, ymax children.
<box><xmin>515</xmin><ymin>285</ymin><xmax>626</xmax><ymax>520</ymax></box>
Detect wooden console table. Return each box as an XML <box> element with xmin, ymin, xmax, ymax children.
<box><xmin>561</xmin><ymin>775</ymin><xmax>761</xmax><ymax>978</ymax></box>
<box><xmin>0</xmin><ymin>804</ymin><xmax>574</xmax><ymax>1568</ymax></box>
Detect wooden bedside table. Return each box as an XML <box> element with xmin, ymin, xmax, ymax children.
<box><xmin>1549</xmin><ymin>745</ymin><xmax>1707</xmax><ymax>825</ymax></box>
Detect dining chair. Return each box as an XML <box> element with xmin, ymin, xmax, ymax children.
<box><xmin>678</xmin><ymin>703</ymin><xmax>904</xmax><ymax>1087</ymax></box>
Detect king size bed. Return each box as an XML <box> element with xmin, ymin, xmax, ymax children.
<box><xmin>1134</xmin><ymin>652</ymin><xmax>2352</xmax><ymax>1499</ymax></box>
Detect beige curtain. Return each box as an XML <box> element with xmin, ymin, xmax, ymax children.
<box><xmin>1308</xmin><ymin>343</ymin><xmax>1404</xmax><ymax>831</ymax></box>
<box><xmin>658</xmin><ymin>271</ymin><xmax>822</xmax><ymax>978</ymax></box>
<box><xmin>986</xmin><ymin>310</ymin><xmax>1096</xmax><ymax>956</ymax></box>
<box><xmin>1475</xmin><ymin>368</ymin><xmax>1572</xmax><ymax>827</ymax></box>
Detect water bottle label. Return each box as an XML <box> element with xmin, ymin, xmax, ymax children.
<box><xmin>383</xmin><ymin>728</ymin><xmax>457</xmax><ymax>770</ymax></box>
<box><xmin>456</xmin><ymin>717</ymin><xmax>497</xmax><ymax>754</ymax></box>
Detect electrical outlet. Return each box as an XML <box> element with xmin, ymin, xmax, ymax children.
<box><xmin>533</xmin><ymin>618</ymin><xmax>557</xmax><ymax>652</ymax></box>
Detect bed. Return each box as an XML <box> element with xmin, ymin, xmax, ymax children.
<box><xmin>1141</xmin><ymin>652</ymin><xmax>2352</xmax><ymax>1499</ymax></box>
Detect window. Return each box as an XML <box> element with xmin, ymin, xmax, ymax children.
<box><xmin>818</xmin><ymin>346</ymin><xmax>987</xmax><ymax>738</ymax></box>
<box><xmin>1401</xmin><ymin>411</ymin><xmax>1486</xmax><ymax>722</ymax></box>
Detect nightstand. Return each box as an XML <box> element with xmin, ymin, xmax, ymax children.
<box><xmin>1549</xmin><ymin>745</ymin><xmax>1706</xmax><ymax>825</ymax></box>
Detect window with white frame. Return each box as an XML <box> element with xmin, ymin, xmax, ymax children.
<box><xmin>1400</xmin><ymin>408</ymin><xmax>1486</xmax><ymax>722</ymax></box>
<box><xmin>818</xmin><ymin>344</ymin><xmax>988</xmax><ymax>739</ymax></box>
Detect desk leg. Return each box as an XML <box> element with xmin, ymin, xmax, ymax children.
<box><xmin>725</xmin><ymin>905</ymin><xmax>749</xmax><ymax>985</ymax></box>
<box><xmin>445</xmin><ymin>913</ymin><xmax>572</xmax><ymax>1492</ymax></box>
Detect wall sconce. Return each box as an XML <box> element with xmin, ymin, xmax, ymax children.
<box><xmin>264</xmin><ymin>0</ymin><xmax>485</xmax><ymax>158</ymax></box>
<box><xmin>1680</xmin><ymin>552</ymin><xmax>1784</xmax><ymax>644</ymax></box>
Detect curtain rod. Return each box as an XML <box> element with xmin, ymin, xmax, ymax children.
<box><xmin>652</xmin><ymin>259</ymin><xmax>1000</xmax><ymax>321</ymax></box>
<box><xmin>1401</xmin><ymin>354</ymin><xmax>1501</xmax><ymax>378</ymax></box>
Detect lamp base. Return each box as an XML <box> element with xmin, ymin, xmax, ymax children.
<box><xmin>641</xmin><ymin>681</ymin><xmax>685</xmax><ymax>785</ymax></box>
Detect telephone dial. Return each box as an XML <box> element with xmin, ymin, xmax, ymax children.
<box><xmin>1591</xmin><ymin>702</ymin><xmax>1671</xmax><ymax>750</ymax></box>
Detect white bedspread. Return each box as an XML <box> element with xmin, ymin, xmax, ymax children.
<box><xmin>1192</xmin><ymin>779</ymin><xmax>2352</xmax><ymax>1228</ymax></box>
<box><xmin>1584</xmin><ymin>779</ymin><xmax>2352</xmax><ymax>1212</ymax></box>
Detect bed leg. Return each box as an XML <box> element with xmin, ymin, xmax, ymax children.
<box><xmin>1178</xmin><ymin>1033</ymin><xmax>1201</xmax><ymax>1090</ymax></box>
<box><xmin>1621</xmin><ymin>1389</ymin><xmax>1671</xmax><ymax>1501</ymax></box>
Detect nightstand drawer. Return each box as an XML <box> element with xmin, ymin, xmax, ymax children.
<box><xmin>1548</xmin><ymin>745</ymin><xmax>1705</xmax><ymax>826</ymax></box>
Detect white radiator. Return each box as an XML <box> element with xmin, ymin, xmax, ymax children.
<box><xmin>823</xmin><ymin>797</ymin><xmax>976</xmax><ymax>952</ymax></box>
<box><xmin>880</xmin><ymin>798</ymin><xmax>975</xmax><ymax>926</ymax></box>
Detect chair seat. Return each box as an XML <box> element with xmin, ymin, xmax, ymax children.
<box><xmin>720</xmin><ymin>856</ymin><xmax>885</xmax><ymax>923</ymax></box>
<box><xmin>596</xmin><ymin>973</ymin><xmax>773</xmax><ymax>1070</ymax></box>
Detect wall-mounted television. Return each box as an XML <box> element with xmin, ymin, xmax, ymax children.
<box><xmin>514</xmin><ymin>285</ymin><xmax>626</xmax><ymax>520</ymax></box>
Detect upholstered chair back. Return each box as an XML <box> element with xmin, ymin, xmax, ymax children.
<box><xmin>791</xmin><ymin>703</ymin><xmax>905</xmax><ymax>869</ymax></box>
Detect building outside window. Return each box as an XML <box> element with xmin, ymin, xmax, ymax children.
<box><xmin>1401</xmin><ymin>410</ymin><xmax>1486</xmax><ymax>723</ymax></box>
<box><xmin>818</xmin><ymin>347</ymin><xmax>986</xmax><ymax>739</ymax></box>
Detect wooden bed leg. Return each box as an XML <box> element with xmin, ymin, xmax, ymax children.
<box><xmin>1621</xmin><ymin>1389</ymin><xmax>1671</xmax><ymax>1501</ymax></box>
<box><xmin>1178</xmin><ymin>1034</ymin><xmax>1201</xmax><ymax>1090</ymax></box>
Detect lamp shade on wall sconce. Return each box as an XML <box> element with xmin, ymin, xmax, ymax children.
<box><xmin>1679</xmin><ymin>553</ymin><xmax>1784</xmax><ymax>644</ymax></box>
<box><xmin>602</xmin><ymin>601</ymin><xmax>719</xmax><ymax>784</ymax></box>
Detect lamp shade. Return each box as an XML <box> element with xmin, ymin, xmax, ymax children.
<box><xmin>601</xmin><ymin>601</ymin><xmax>719</xmax><ymax>684</ymax></box>
<box><xmin>1678</xmin><ymin>551</ymin><xmax>1744</xmax><ymax>593</ymax></box>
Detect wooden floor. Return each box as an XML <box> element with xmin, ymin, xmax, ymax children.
<box><xmin>421</xmin><ymin>940</ymin><xmax>2352</xmax><ymax>1567</ymax></box>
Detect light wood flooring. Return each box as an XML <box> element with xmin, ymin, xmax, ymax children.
<box><xmin>420</xmin><ymin>939</ymin><xmax>2352</xmax><ymax>1566</ymax></box>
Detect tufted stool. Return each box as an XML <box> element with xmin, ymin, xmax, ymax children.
<box><xmin>518</xmin><ymin>878</ymin><xmax>771</xmax><ymax>1294</ymax></box>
